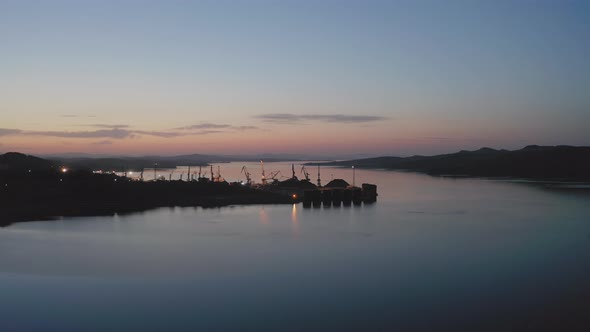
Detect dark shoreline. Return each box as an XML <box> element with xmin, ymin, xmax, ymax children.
<box><xmin>0</xmin><ymin>172</ymin><xmax>294</xmax><ymax>227</ymax></box>
<box><xmin>0</xmin><ymin>199</ymin><xmax>292</xmax><ymax>227</ymax></box>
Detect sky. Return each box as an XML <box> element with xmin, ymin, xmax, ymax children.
<box><xmin>1</xmin><ymin>0</ymin><xmax>589</xmax><ymax>157</ymax></box>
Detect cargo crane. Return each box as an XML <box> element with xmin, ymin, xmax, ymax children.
<box><xmin>210</xmin><ymin>165</ymin><xmax>214</xmax><ymax>182</ymax></box>
<box><xmin>260</xmin><ymin>160</ymin><xmax>267</xmax><ymax>185</ymax></box>
<box><xmin>269</xmin><ymin>170</ymin><xmax>281</xmax><ymax>183</ymax></box>
<box><xmin>241</xmin><ymin>166</ymin><xmax>252</xmax><ymax>185</ymax></box>
<box><xmin>300</xmin><ymin>166</ymin><xmax>310</xmax><ymax>181</ymax></box>
<box><xmin>187</xmin><ymin>166</ymin><xmax>191</xmax><ymax>181</ymax></box>
<box><xmin>317</xmin><ymin>164</ymin><xmax>322</xmax><ymax>187</ymax></box>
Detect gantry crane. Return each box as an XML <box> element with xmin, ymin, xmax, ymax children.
<box><xmin>241</xmin><ymin>166</ymin><xmax>252</xmax><ymax>185</ymax></box>
<box><xmin>269</xmin><ymin>170</ymin><xmax>281</xmax><ymax>183</ymax></box>
<box><xmin>300</xmin><ymin>166</ymin><xmax>310</xmax><ymax>181</ymax></box>
<box><xmin>260</xmin><ymin>160</ymin><xmax>267</xmax><ymax>185</ymax></box>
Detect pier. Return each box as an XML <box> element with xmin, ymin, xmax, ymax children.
<box><xmin>302</xmin><ymin>184</ymin><xmax>377</xmax><ymax>208</ymax></box>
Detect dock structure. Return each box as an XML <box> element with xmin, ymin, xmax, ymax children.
<box><xmin>361</xmin><ymin>184</ymin><xmax>377</xmax><ymax>203</ymax></box>
<box><xmin>252</xmin><ymin>163</ymin><xmax>378</xmax><ymax>208</ymax></box>
<box><xmin>302</xmin><ymin>183</ymin><xmax>377</xmax><ymax>208</ymax></box>
<box><xmin>351</xmin><ymin>187</ymin><xmax>362</xmax><ymax>205</ymax></box>
<box><xmin>322</xmin><ymin>189</ymin><xmax>333</xmax><ymax>206</ymax></box>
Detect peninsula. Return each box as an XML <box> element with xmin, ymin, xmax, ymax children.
<box><xmin>0</xmin><ymin>153</ymin><xmax>293</xmax><ymax>226</ymax></box>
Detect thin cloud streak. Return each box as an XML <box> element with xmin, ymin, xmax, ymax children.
<box><xmin>195</xmin><ymin>130</ymin><xmax>225</xmax><ymax>135</ymax></box>
<box><xmin>0</xmin><ymin>128</ymin><xmax>23</xmax><ymax>136</ymax></box>
<box><xmin>132</xmin><ymin>130</ymin><xmax>184</xmax><ymax>138</ymax></box>
<box><xmin>61</xmin><ymin>114</ymin><xmax>97</xmax><ymax>118</ymax></box>
<box><xmin>86</xmin><ymin>124</ymin><xmax>131</xmax><ymax>129</ymax></box>
<box><xmin>175</xmin><ymin>123</ymin><xmax>259</xmax><ymax>131</ymax></box>
<box><xmin>234</xmin><ymin>125</ymin><xmax>259</xmax><ymax>131</ymax></box>
<box><xmin>175</xmin><ymin>123</ymin><xmax>232</xmax><ymax>130</ymax></box>
<box><xmin>0</xmin><ymin>121</ymin><xmax>257</xmax><ymax>140</ymax></box>
<box><xmin>29</xmin><ymin>129</ymin><xmax>134</xmax><ymax>139</ymax></box>
<box><xmin>255</xmin><ymin>113</ymin><xmax>388</xmax><ymax>124</ymax></box>
<box><xmin>91</xmin><ymin>140</ymin><xmax>114</xmax><ymax>145</ymax></box>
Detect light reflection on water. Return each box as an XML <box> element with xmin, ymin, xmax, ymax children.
<box><xmin>258</xmin><ymin>206</ymin><xmax>269</xmax><ymax>225</ymax></box>
<box><xmin>291</xmin><ymin>204</ymin><xmax>299</xmax><ymax>238</ymax></box>
<box><xmin>1</xmin><ymin>164</ymin><xmax>590</xmax><ymax>331</ymax></box>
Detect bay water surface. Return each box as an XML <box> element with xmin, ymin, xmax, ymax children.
<box><xmin>1</xmin><ymin>163</ymin><xmax>589</xmax><ymax>331</ymax></box>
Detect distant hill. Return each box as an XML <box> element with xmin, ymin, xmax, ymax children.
<box><xmin>45</xmin><ymin>152</ymin><xmax>316</xmax><ymax>171</ymax></box>
<box><xmin>0</xmin><ymin>152</ymin><xmax>54</xmax><ymax>171</ymax></box>
<box><xmin>50</xmin><ymin>157</ymin><xmax>184</xmax><ymax>172</ymax></box>
<box><xmin>47</xmin><ymin>155</ymin><xmax>289</xmax><ymax>172</ymax></box>
<box><xmin>311</xmin><ymin>146</ymin><xmax>590</xmax><ymax>180</ymax></box>
<box><xmin>43</xmin><ymin>152</ymin><xmax>374</xmax><ymax>162</ymax></box>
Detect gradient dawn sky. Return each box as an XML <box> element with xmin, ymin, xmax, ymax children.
<box><xmin>1</xmin><ymin>0</ymin><xmax>589</xmax><ymax>156</ymax></box>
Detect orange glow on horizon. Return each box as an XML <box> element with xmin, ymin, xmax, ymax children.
<box><xmin>0</xmin><ymin>118</ymin><xmax>534</xmax><ymax>157</ymax></box>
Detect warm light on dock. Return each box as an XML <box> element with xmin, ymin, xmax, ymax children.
<box><xmin>61</xmin><ymin>167</ymin><xmax>68</xmax><ymax>173</ymax></box>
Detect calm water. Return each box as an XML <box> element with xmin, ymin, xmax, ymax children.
<box><xmin>1</xmin><ymin>163</ymin><xmax>590</xmax><ymax>331</ymax></box>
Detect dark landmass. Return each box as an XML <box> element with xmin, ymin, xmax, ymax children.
<box><xmin>47</xmin><ymin>154</ymin><xmax>294</xmax><ymax>172</ymax></box>
<box><xmin>310</xmin><ymin>145</ymin><xmax>590</xmax><ymax>181</ymax></box>
<box><xmin>0</xmin><ymin>153</ymin><xmax>293</xmax><ymax>226</ymax></box>
<box><xmin>42</xmin><ymin>152</ymin><xmax>375</xmax><ymax>164</ymax></box>
<box><xmin>43</xmin><ymin>151</ymin><xmax>384</xmax><ymax>172</ymax></box>
<box><xmin>0</xmin><ymin>152</ymin><xmax>53</xmax><ymax>171</ymax></box>
<box><xmin>49</xmin><ymin>157</ymin><xmax>184</xmax><ymax>172</ymax></box>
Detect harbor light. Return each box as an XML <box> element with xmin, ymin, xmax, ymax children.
<box><xmin>61</xmin><ymin>167</ymin><xmax>68</xmax><ymax>173</ymax></box>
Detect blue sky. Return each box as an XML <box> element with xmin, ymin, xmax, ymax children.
<box><xmin>0</xmin><ymin>0</ymin><xmax>589</xmax><ymax>155</ymax></box>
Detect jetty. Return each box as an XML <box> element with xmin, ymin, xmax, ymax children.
<box><xmin>258</xmin><ymin>164</ymin><xmax>378</xmax><ymax>208</ymax></box>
